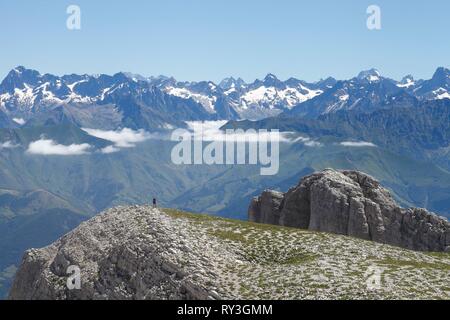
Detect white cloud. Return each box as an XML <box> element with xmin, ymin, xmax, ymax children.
<box><xmin>304</xmin><ymin>141</ymin><xmax>323</xmax><ymax>147</ymax></box>
<box><xmin>13</xmin><ymin>118</ymin><xmax>26</xmax><ymax>125</ymax></box>
<box><xmin>100</xmin><ymin>145</ymin><xmax>121</xmax><ymax>154</ymax></box>
<box><xmin>292</xmin><ymin>135</ymin><xmax>322</xmax><ymax>147</ymax></box>
<box><xmin>0</xmin><ymin>141</ymin><xmax>18</xmax><ymax>149</ymax></box>
<box><xmin>340</xmin><ymin>141</ymin><xmax>377</xmax><ymax>147</ymax></box>
<box><xmin>185</xmin><ymin>121</ymin><xmax>293</xmax><ymax>143</ymax></box>
<box><xmin>83</xmin><ymin>128</ymin><xmax>152</xmax><ymax>148</ymax></box>
<box><xmin>27</xmin><ymin>139</ymin><xmax>91</xmax><ymax>155</ymax></box>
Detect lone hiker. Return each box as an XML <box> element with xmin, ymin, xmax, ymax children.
<box><xmin>152</xmin><ymin>198</ymin><xmax>157</xmax><ymax>208</ymax></box>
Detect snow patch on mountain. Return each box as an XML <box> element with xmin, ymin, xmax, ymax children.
<box><xmin>433</xmin><ymin>88</ymin><xmax>450</xmax><ymax>100</ymax></box>
<box><xmin>0</xmin><ymin>93</ymin><xmax>11</xmax><ymax>109</ymax></box>
<box><xmin>397</xmin><ymin>75</ymin><xmax>416</xmax><ymax>88</ymax></box>
<box><xmin>241</xmin><ymin>85</ymin><xmax>322</xmax><ymax>110</ymax></box>
<box><xmin>14</xmin><ymin>85</ymin><xmax>36</xmax><ymax>107</ymax></box>
<box><xmin>67</xmin><ymin>79</ymin><xmax>88</xmax><ymax>91</ymax></box>
<box><xmin>357</xmin><ymin>69</ymin><xmax>381</xmax><ymax>83</ymax></box>
<box><xmin>166</xmin><ymin>87</ymin><xmax>217</xmax><ymax>112</ymax></box>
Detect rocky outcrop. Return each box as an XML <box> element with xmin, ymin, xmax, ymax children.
<box><xmin>8</xmin><ymin>205</ymin><xmax>450</xmax><ymax>300</ymax></box>
<box><xmin>8</xmin><ymin>207</ymin><xmax>223</xmax><ymax>300</ymax></box>
<box><xmin>248</xmin><ymin>190</ymin><xmax>284</xmax><ymax>225</ymax></box>
<box><xmin>249</xmin><ymin>169</ymin><xmax>450</xmax><ymax>252</ymax></box>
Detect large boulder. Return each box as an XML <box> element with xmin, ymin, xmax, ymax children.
<box><xmin>249</xmin><ymin>169</ymin><xmax>450</xmax><ymax>252</ymax></box>
<box><xmin>248</xmin><ymin>190</ymin><xmax>284</xmax><ymax>225</ymax></box>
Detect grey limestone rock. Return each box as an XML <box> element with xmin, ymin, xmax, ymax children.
<box><xmin>249</xmin><ymin>169</ymin><xmax>450</xmax><ymax>252</ymax></box>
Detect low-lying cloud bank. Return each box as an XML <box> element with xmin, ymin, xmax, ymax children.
<box><xmin>83</xmin><ymin>128</ymin><xmax>151</xmax><ymax>148</ymax></box>
<box><xmin>186</xmin><ymin>121</ymin><xmax>306</xmax><ymax>143</ymax></box>
<box><xmin>84</xmin><ymin>122</ymin><xmax>320</xmax><ymax>149</ymax></box>
<box><xmin>22</xmin><ymin>123</ymin><xmax>378</xmax><ymax>157</ymax></box>
<box><xmin>340</xmin><ymin>141</ymin><xmax>377</xmax><ymax>147</ymax></box>
<box><xmin>25</xmin><ymin>128</ymin><xmax>155</xmax><ymax>156</ymax></box>
<box><xmin>0</xmin><ymin>141</ymin><xmax>18</xmax><ymax>149</ymax></box>
<box><xmin>83</xmin><ymin>128</ymin><xmax>156</xmax><ymax>153</ymax></box>
<box><xmin>100</xmin><ymin>145</ymin><xmax>121</xmax><ymax>154</ymax></box>
<box><xmin>292</xmin><ymin>136</ymin><xmax>323</xmax><ymax>147</ymax></box>
<box><xmin>27</xmin><ymin>139</ymin><xmax>91</xmax><ymax>155</ymax></box>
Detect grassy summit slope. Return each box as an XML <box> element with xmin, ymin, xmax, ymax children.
<box><xmin>9</xmin><ymin>206</ymin><xmax>449</xmax><ymax>300</ymax></box>
<box><xmin>163</xmin><ymin>209</ymin><xmax>450</xmax><ymax>300</ymax></box>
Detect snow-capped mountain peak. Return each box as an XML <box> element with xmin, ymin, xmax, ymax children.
<box><xmin>218</xmin><ymin>77</ymin><xmax>247</xmax><ymax>90</ymax></box>
<box><xmin>357</xmin><ymin>69</ymin><xmax>382</xmax><ymax>82</ymax></box>
<box><xmin>0</xmin><ymin>66</ymin><xmax>42</xmax><ymax>93</ymax></box>
<box><xmin>397</xmin><ymin>75</ymin><xmax>415</xmax><ymax>88</ymax></box>
<box><xmin>412</xmin><ymin>67</ymin><xmax>449</xmax><ymax>100</ymax></box>
<box><xmin>155</xmin><ymin>73</ymin><xmax>327</xmax><ymax>120</ymax></box>
<box><xmin>431</xmin><ymin>67</ymin><xmax>450</xmax><ymax>84</ymax></box>
<box><xmin>262</xmin><ymin>73</ymin><xmax>284</xmax><ymax>88</ymax></box>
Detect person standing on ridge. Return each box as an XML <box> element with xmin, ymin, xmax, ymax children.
<box><xmin>152</xmin><ymin>198</ymin><xmax>157</xmax><ymax>208</ymax></box>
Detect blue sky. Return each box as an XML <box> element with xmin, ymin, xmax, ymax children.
<box><xmin>0</xmin><ymin>0</ymin><xmax>449</xmax><ymax>82</ymax></box>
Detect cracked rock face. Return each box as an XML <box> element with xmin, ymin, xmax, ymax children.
<box><xmin>8</xmin><ymin>207</ymin><xmax>218</xmax><ymax>300</ymax></box>
<box><xmin>249</xmin><ymin>169</ymin><xmax>450</xmax><ymax>252</ymax></box>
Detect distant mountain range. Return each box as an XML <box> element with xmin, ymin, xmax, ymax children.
<box><xmin>1</xmin><ymin>67</ymin><xmax>448</xmax><ymax>131</ymax></box>
<box><xmin>286</xmin><ymin>68</ymin><xmax>450</xmax><ymax>118</ymax></box>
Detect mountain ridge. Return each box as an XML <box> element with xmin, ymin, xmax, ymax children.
<box><xmin>1</xmin><ymin>66</ymin><xmax>448</xmax><ymax>130</ymax></box>
<box><xmin>8</xmin><ymin>206</ymin><xmax>450</xmax><ymax>300</ymax></box>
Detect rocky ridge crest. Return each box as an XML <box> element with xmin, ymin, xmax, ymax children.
<box><xmin>8</xmin><ymin>205</ymin><xmax>450</xmax><ymax>300</ymax></box>
<box><xmin>249</xmin><ymin>169</ymin><xmax>450</xmax><ymax>252</ymax></box>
